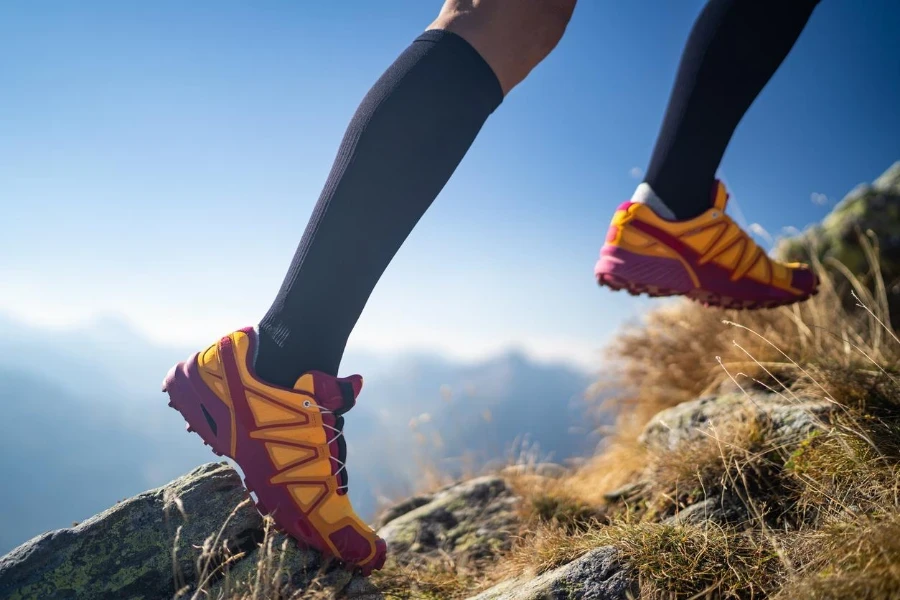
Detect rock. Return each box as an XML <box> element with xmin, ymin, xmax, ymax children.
<box><xmin>874</xmin><ymin>161</ymin><xmax>900</xmax><ymax>194</ymax></box>
<box><xmin>1</xmin><ymin>463</ymin><xmax>371</xmax><ymax>600</ymax></box>
<box><xmin>639</xmin><ymin>393</ymin><xmax>833</xmax><ymax>453</ymax></box>
<box><xmin>374</xmin><ymin>495</ymin><xmax>433</xmax><ymax>529</ymax></box>
<box><xmin>377</xmin><ymin>476</ymin><xmax>520</xmax><ymax>564</ymax></box>
<box><xmin>664</xmin><ymin>494</ymin><xmax>747</xmax><ymax>527</ymax></box>
<box><xmin>342</xmin><ymin>575</ymin><xmax>384</xmax><ymax>599</ymax></box>
<box><xmin>468</xmin><ymin>547</ymin><xmax>635</xmax><ymax>600</ymax></box>
<box><xmin>0</xmin><ymin>463</ymin><xmax>262</xmax><ymax>600</ymax></box>
<box><xmin>602</xmin><ymin>482</ymin><xmax>644</xmax><ymax>504</ymax></box>
<box><xmin>775</xmin><ymin>161</ymin><xmax>900</xmax><ymax>320</ymax></box>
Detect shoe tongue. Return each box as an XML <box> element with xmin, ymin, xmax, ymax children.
<box><xmin>292</xmin><ymin>372</ymin><xmax>363</xmax><ymax>415</ymax></box>
<box><xmin>711</xmin><ymin>180</ymin><xmax>730</xmax><ymax>211</ymax></box>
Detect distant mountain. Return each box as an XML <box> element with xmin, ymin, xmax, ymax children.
<box><xmin>0</xmin><ymin>315</ymin><xmax>603</xmax><ymax>553</ymax></box>
<box><xmin>0</xmin><ymin>367</ymin><xmax>214</xmax><ymax>553</ymax></box>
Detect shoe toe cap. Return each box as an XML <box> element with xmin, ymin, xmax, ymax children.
<box><xmin>329</xmin><ymin>524</ymin><xmax>386</xmax><ymax>569</ymax></box>
<box><xmin>790</xmin><ymin>266</ymin><xmax>818</xmax><ymax>295</ymax></box>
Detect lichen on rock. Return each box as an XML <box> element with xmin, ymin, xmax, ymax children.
<box><xmin>639</xmin><ymin>393</ymin><xmax>834</xmax><ymax>454</ymax></box>
<box><xmin>0</xmin><ymin>463</ymin><xmax>262</xmax><ymax>600</ymax></box>
<box><xmin>378</xmin><ymin>476</ymin><xmax>520</xmax><ymax>564</ymax></box>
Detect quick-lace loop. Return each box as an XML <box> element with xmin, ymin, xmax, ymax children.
<box><xmin>315</xmin><ymin>406</ymin><xmax>349</xmax><ymax>490</ymax></box>
<box><xmin>697</xmin><ymin>214</ymin><xmax>765</xmax><ymax>282</ymax></box>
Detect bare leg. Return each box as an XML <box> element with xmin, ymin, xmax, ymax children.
<box><xmin>430</xmin><ymin>0</ymin><xmax>578</xmax><ymax>94</ymax></box>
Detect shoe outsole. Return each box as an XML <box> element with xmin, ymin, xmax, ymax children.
<box><xmin>161</xmin><ymin>362</ymin><xmax>387</xmax><ymax>577</ymax></box>
<box><xmin>594</xmin><ymin>241</ymin><xmax>819</xmax><ymax>310</ymax></box>
<box><xmin>596</xmin><ymin>272</ymin><xmax>819</xmax><ymax>310</ymax></box>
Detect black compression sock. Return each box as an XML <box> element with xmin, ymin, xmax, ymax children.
<box><xmin>643</xmin><ymin>0</ymin><xmax>821</xmax><ymax>220</ymax></box>
<box><xmin>255</xmin><ymin>30</ymin><xmax>503</xmax><ymax>388</ymax></box>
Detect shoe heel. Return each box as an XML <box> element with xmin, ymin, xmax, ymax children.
<box><xmin>595</xmin><ymin>244</ymin><xmax>693</xmax><ymax>296</ymax></box>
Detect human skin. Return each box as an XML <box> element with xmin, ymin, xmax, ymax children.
<box><xmin>429</xmin><ymin>0</ymin><xmax>578</xmax><ymax>95</ymax></box>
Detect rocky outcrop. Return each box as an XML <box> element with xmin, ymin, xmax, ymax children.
<box><xmin>206</xmin><ymin>476</ymin><xmax>522</xmax><ymax>600</ymax></box>
<box><xmin>0</xmin><ymin>463</ymin><xmax>261</xmax><ymax>600</ymax></box>
<box><xmin>0</xmin><ymin>463</ymin><xmax>368</xmax><ymax>600</ymax></box>
<box><xmin>470</xmin><ymin>547</ymin><xmax>634</xmax><ymax>600</ymax></box>
<box><xmin>0</xmin><ymin>466</ymin><xmax>525</xmax><ymax>600</ymax></box>
<box><xmin>378</xmin><ymin>476</ymin><xmax>520</xmax><ymax>564</ymax></box>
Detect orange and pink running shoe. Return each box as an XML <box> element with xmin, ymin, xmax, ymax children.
<box><xmin>595</xmin><ymin>181</ymin><xmax>818</xmax><ymax>309</ymax></box>
<box><xmin>162</xmin><ymin>327</ymin><xmax>387</xmax><ymax>575</ymax></box>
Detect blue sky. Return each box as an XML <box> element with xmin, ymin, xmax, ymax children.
<box><xmin>2</xmin><ymin>0</ymin><xmax>898</xmax><ymax>371</ymax></box>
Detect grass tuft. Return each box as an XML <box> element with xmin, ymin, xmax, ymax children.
<box><xmin>369</xmin><ymin>556</ymin><xmax>489</xmax><ymax>600</ymax></box>
<box><xmin>779</xmin><ymin>511</ymin><xmax>900</xmax><ymax>600</ymax></box>
<box><xmin>597</xmin><ymin>521</ymin><xmax>784</xmax><ymax>600</ymax></box>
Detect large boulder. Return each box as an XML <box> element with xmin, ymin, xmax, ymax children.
<box><xmin>377</xmin><ymin>476</ymin><xmax>520</xmax><ymax>564</ymax></box>
<box><xmin>0</xmin><ymin>463</ymin><xmax>370</xmax><ymax>600</ymax></box>
<box><xmin>0</xmin><ymin>463</ymin><xmax>262</xmax><ymax>600</ymax></box>
<box><xmin>467</xmin><ymin>547</ymin><xmax>634</xmax><ymax>600</ymax></box>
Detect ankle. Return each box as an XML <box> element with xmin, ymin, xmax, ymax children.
<box><xmin>631</xmin><ymin>182</ymin><xmax>710</xmax><ymax>221</ymax></box>
<box><xmin>254</xmin><ymin>322</ymin><xmax>345</xmax><ymax>386</ymax></box>
<box><xmin>253</xmin><ymin>327</ymin><xmax>300</xmax><ymax>388</ymax></box>
<box><xmin>631</xmin><ymin>183</ymin><xmax>676</xmax><ymax>220</ymax></box>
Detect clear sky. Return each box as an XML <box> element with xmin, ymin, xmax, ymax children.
<box><xmin>2</xmin><ymin>1</ymin><xmax>899</xmax><ymax>371</ymax></box>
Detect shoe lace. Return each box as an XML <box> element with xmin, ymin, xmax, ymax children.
<box><xmin>699</xmin><ymin>211</ymin><xmax>767</xmax><ymax>282</ymax></box>
<box><xmin>315</xmin><ymin>406</ymin><xmax>349</xmax><ymax>491</ymax></box>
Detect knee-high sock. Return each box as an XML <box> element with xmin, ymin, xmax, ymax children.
<box><xmin>644</xmin><ymin>0</ymin><xmax>821</xmax><ymax>219</ymax></box>
<box><xmin>257</xmin><ymin>30</ymin><xmax>503</xmax><ymax>386</ymax></box>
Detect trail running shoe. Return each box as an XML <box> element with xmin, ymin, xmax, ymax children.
<box><xmin>162</xmin><ymin>327</ymin><xmax>387</xmax><ymax>575</ymax></box>
<box><xmin>595</xmin><ymin>181</ymin><xmax>818</xmax><ymax>309</ymax></box>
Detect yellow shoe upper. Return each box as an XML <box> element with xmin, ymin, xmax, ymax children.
<box><xmin>607</xmin><ymin>181</ymin><xmax>812</xmax><ymax>295</ymax></box>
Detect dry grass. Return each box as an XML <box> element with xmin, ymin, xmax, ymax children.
<box><xmin>499</xmin><ymin>233</ymin><xmax>900</xmax><ymax>597</ymax></box>
<box><xmin>368</xmin><ymin>557</ymin><xmax>492</xmax><ymax>600</ymax></box>
<box><xmin>506</xmin><ymin>523</ymin><xmax>604</xmax><ymax>576</ymax></box>
<box><xmin>564</xmin><ymin>425</ymin><xmax>649</xmax><ymax>507</ymax></box>
<box><xmin>777</xmin><ymin>510</ymin><xmax>900</xmax><ymax>600</ymax></box>
<box><xmin>785</xmin><ymin>413</ymin><xmax>900</xmax><ymax>525</ymax></box>
<box><xmin>500</xmin><ymin>468</ymin><xmax>608</xmax><ymax>577</ymax></box>
<box><xmin>177</xmin><ymin>512</ymin><xmax>373</xmax><ymax>600</ymax></box>
<box><xmin>639</xmin><ymin>409</ymin><xmax>794</xmax><ymax>526</ymax></box>
<box><xmin>596</xmin><ymin>522</ymin><xmax>784</xmax><ymax>600</ymax></box>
